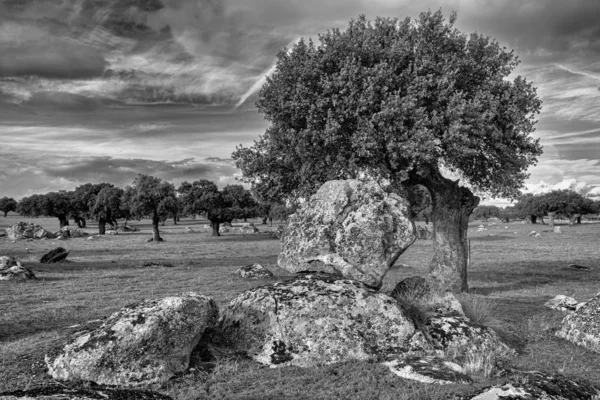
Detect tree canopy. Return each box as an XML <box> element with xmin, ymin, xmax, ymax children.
<box><xmin>0</xmin><ymin>197</ymin><xmax>17</xmax><ymax>217</ymax></box>
<box><xmin>233</xmin><ymin>10</ymin><xmax>542</xmax><ymax>292</ymax></box>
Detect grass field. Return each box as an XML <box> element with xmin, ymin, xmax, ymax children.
<box><xmin>1</xmin><ymin>214</ymin><xmax>600</xmax><ymax>399</ymax></box>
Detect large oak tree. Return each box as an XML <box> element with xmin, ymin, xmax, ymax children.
<box><xmin>232</xmin><ymin>11</ymin><xmax>542</xmax><ymax>292</ymax></box>
<box><xmin>0</xmin><ymin>197</ymin><xmax>17</xmax><ymax>217</ymax></box>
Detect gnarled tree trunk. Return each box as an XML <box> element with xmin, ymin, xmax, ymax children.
<box><xmin>152</xmin><ymin>212</ymin><xmax>162</xmax><ymax>242</ymax></box>
<box><xmin>210</xmin><ymin>220</ymin><xmax>221</xmax><ymax>237</ymax></box>
<box><xmin>410</xmin><ymin>168</ymin><xmax>479</xmax><ymax>293</ymax></box>
<box><xmin>547</xmin><ymin>212</ymin><xmax>556</xmax><ymax>227</ymax></box>
<box><xmin>98</xmin><ymin>218</ymin><xmax>106</xmax><ymax>234</ymax></box>
<box><xmin>58</xmin><ymin>215</ymin><xmax>69</xmax><ymax>229</ymax></box>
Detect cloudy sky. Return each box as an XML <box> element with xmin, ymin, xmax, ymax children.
<box><xmin>1</xmin><ymin>0</ymin><xmax>599</xmax><ymax>204</ymax></box>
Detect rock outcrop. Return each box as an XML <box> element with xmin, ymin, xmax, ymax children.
<box><xmin>5</xmin><ymin>222</ymin><xmax>54</xmax><ymax>240</ymax></box>
<box><xmin>0</xmin><ymin>262</ymin><xmax>36</xmax><ymax>281</ymax></box>
<box><xmin>235</xmin><ymin>263</ymin><xmax>274</xmax><ymax>279</ymax></box>
<box><xmin>545</xmin><ymin>295</ymin><xmax>579</xmax><ymax>312</ymax></box>
<box><xmin>556</xmin><ymin>292</ymin><xmax>600</xmax><ymax>353</ymax></box>
<box><xmin>278</xmin><ymin>179</ymin><xmax>416</xmax><ymax>289</ymax></box>
<box><xmin>218</xmin><ymin>273</ymin><xmax>415</xmax><ymax>368</ymax></box>
<box><xmin>46</xmin><ymin>293</ymin><xmax>218</xmax><ymax>386</ymax></box>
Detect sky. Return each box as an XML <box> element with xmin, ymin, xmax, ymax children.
<box><xmin>1</xmin><ymin>0</ymin><xmax>599</xmax><ymax>206</ymax></box>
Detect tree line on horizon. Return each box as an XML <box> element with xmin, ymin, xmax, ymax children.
<box><xmin>471</xmin><ymin>190</ymin><xmax>600</xmax><ymax>225</ymax></box>
<box><xmin>0</xmin><ymin>175</ymin><xmax>295</xmax><ymax>242</ymax></box>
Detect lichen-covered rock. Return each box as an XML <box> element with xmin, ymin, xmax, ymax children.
<box><xmin>384</xmin><ymin>355</ymin><xmax>472</xmax><ymax>384</ymax></box>
<box><xmin>461</xmin><ymin>371</ymin><xmax>599</xmax><ymax>399</ymax></box>
<box><xmin>235</xmin><ymin>263</ymin><xmax>274</xmax><ymax>279</ymax></box>
<box><xmin>218</xmin><ymin>273</ymin><xmax>415</xmax><ymax>368</ymax></box>
<box><xmin>59</xmin><ymin>226</ymin><xmax>89</xmax><ymax>238</ymax></box>
<box><xmin>0</xmin><ymin>265</ymin><xmax>36</xmax><ymax>281</ymax></box>
<box><xmin>5</xmin><ymin>222</ymin><xmax>54</xmax><ymax>240</ymax></box>
<box><xmin>0</xmin><ymin>384</ymin><xmax>173</xmax><ymax>400</ymax></box>
<box><xmin>278</xmin><ymin>179</ymin><xmax>416</xmax><ymax>289</ymax></box>
<box><xmin>556</xmin><ymin>292</ymin><xmax>600</xmax><ymax>353</ymax></box>
<box><xmin>408</xmin><ymin>315</ymin><xmax>515</xmax><ymax>372</ymax></box>
<box><xmin>0</xmin><ymin>256</ymin><xmax>20</xmax><ymax>270</ymax></box>
<box><xmin>46</xmin><ymin>292</ymin><xmax>218</xmax><ymax>386</ymax></box>
<box><xmin>545</xmin><ymin>295</ymin><xmax>579</xmax><ymax>312</ymax></box>
<box><xmin>391</xmin><ymin>276</ymin><xmax>464</xmax><ymax>316</ymax></box>
<box><xmin>40</xmin><ymin>247</ymin><xmax>70</xmax><ymax>264</ymax></box>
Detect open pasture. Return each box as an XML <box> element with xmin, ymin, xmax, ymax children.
<box><xmin>1</xmin><ymin>215</ymin><xmax>600</xmax><ymax>399</ymax></box>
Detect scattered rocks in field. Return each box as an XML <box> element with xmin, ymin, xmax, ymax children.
<box><xmin>107</xmin><ymin>230</ymin><xmax>119</xmax><ymax>235</ymax></box>
<box><xmin>556</xmin><ymin>292</ymin><xmax>600</xmax><ymax>353</ymax></box>
<box><xmin>384</xmin><ymin>356</ymin><xmax>472</xmax><ymax>384</ymax></box>
<box><xmin>240</xmin><ymin>225</ymin><xmax>259</xmax><ymax>234</ymax></box>
<box><xmin>5</xmin><ymin>222</ymin><xmax>54</xmax><ymax>240</ymax></box>
<box><xmin>59</xmin><ymin>226</ymin><xmax>89</xmax><ymax>238</ymax></box>
<box><xmin>140</xmin><ymin>261</ymin><xmax>175</xmax><ymax>268</ymax></box>
<box><xmin>235</xmin><ymin>263</ymin><xmax>274</xmax><ymax>279</ymax></box>
<box><xmin>408</xmin><ymin>315</ymin><xmax>515</xmax><ymax>372</ymax></box>
<box><xmin>0</xmin><ymin>264</ymin><xmax>36</xmax><ymax>281</ymax></box>
<box><xmin>458</xmin><ymin>371</ymin><xmax>600</xmax><ymax>399</ymax></box>
<box><xmin>478</xmin><ymin>225</ymin><xmax>485</xmax><ymax>228</ymax></box>
<box><xmin>219</xmin><ymin>226</ymin><xmax>230</xmax><ymax>233</ymax></box>
<box><xmin>40</xmin><ymin>247</ymin><xmax>70</xmax><ymax>264</ymax></box>
<box><xmin>278</xmin><ymin>179</ymin><xmax>416</xmax><ymax>289</ymax></box>
<box><xmin>218</xmin><ymin>273</ymin><xmax>415</xmax><ymax>368</ymax></box>
<box><xmin>545</xmin><ymin>295</ymin><xmax>579</xmax><ymax>312</ymax></box>
<box><xmin>566</xmin><ymin>263</ymin><xmax>591</xmax><ymax>271</ymax></box>
<box><xmin>222</xmin><ymin>222</ymin><xmax>232</xmax><ymax>227</ymax></box>
<box><xmin>0</xmin><ymin>383</ymin><xmax>174</xmax><ymax>399</ymax></box>
<box><xmin>528</xmin><ymin>230</ymin><xmax>537</xmax><ymax>236</ymax></box>
<box><xmin>390</xmin><ymin>276</ymin><xmax>464</xmax><ymax>316</ymax></box>
<box><xmin>185</xmin><ymin>226</ymin><xmax>195</xmax><ymax>233</ymax></box>
<box><xmin>554</xmin><ymin>226</ymin><xmax>562</xmax><ymax>233</ymax></box>
<box><xmin>46</xmin><ymin>292</ymin><xmax>218</xmax><ymax>386</ymax></box>
<box><xmin>203</xmin><ymin>224</ymin><xmax>211</xmax><ymax>230</ymax></box>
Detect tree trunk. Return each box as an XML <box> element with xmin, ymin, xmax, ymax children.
<box><xmin>576</xmin><ymin>215</ymin><xmax>582</xmax><ymax>224</ymax></box>
<box><xmin>3</xmin><ymin>211</ymin><xmax>7</xmax><ymax>217</ymax></box>
<box><xmin>173</xmin><ymin>215</ymin><xmax>178</xmax><ymax>225</ymax></box>
<box><xmin>152</xmin><ymin>213</ymin><xmax>162</xmax><ymax>242</ymax></box>
<box><xmin>211</xmin><ymin>220</ymin><xmax>221</xmax><ymax>237</ymax></box>
<box><xmin>547</xmin><ymin>212</ymin><xmax>556</xmax><ymax>227</ymax></box>
<box><xmin>269</xmin><ymin>217</ymin><xmax>273</xmax><ymax>227</ymax></box>
<box><xmin>530</xmin><ymin>215</ymin><xmax>537</xmax><ymax>224</ymax></box>
<box><xmin>99</xmin><ymin>218</ymin><xmax>106</xmax><ymax>235</ymax></box>
<box><xmin>58</xmin><ymin>216</ymin><xmax>69</xmax><ymax>229</ymax></box>
<box><xmin>410</xmin><ymin>169</ymin><xmax>479</xmax><ymax>293</ymax></box>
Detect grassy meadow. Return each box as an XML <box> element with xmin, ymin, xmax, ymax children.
<box><xmin>1</xmin><ymin>214</ymin><xmax>600</xmax><ymax>399</ymax></box>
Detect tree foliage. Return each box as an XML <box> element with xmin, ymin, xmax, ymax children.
<box><xmin>124</xmin><ymin>174</ymin><xmax>176</xmax><ymax>241</ymax></box>
<box><xmin>471</xmin><ymin>205</ymin><xmax>500</xmax><ymax>221</ymax></box>
<box><xmin>18</xmin><ymin>191</ymin><xmax>72</xmax><ymax>228</ymax></box>
<box><xmin>0</xmin><ymin>197</ymin><xmax>17</xmax><ymax>217</ymax></box>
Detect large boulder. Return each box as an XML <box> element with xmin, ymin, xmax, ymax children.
<box><xmin>40</xmin><ymin>247</ymin><xmax>70</xmax><ymax>264</ymax></box>
<box><xmin>5</xmin><ymin>222</ymin><xmax>54</xmax><ymax>240</ymax></box>
<box><xmin>556</xmin><ymin>292</ymin><xmax>600</xmax><ymax>353</ymax></box>
<box><xmin>0</xmin><ymin>384</ymin><xmax>173</xmax><ymax>400</ymax></box>
<box><xmin>217</xmin><ymin>273</ymin><xmax>415</xmax><ymax>368</ymax></box>
<box><xmin>0</xmin><ymin>264</ymin><xmax>36</xmax><ymax>281</ymax></box>
<box><xmin>46</xmin><ymin>292</ymin><xmax>218</xmax><ymax>386</ymax></box>
<box><xmin>278</xmin><ymin>179</ymin><xmax>416</xmax><ymax>288</ymax></box>
<box><xmin>0</xmin><ymin>256</ymin><xmax>20</xmax><ymax>269</ymax></box>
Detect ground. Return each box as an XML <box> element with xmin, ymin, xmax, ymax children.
<box><xmin>1</xmin><ymin>215</ymin><xmax>600</xmax><ymax>399</ymax></box>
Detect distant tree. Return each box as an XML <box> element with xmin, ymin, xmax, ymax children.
<box><xmin>124</xmin><ymin>174</ymin><xmax>176</xmax><ymax>242</ymax></box>
<box><xmin>515</xmin><ymin>193</ymin><xmax>546</xmax><ymax>224</ymax></box>
<box><xmin>18</xmin><ymin>191</ymin><xmax>72</xmax><ymax>228</ymax></box>
<box><xmin>70</xmin><ymin>183</ymin><xmax>114</xmax><ymax>228</ymax></box>
<box><xmin>233</xmin><ymin>11</ymin><xmax>543</xmax><ymax>292</ymax></box>
<box><xmin>471</xmin><ymin>205</ymin><xmax>501</xmax><ymax>221</ymax></box>
<box><xmin>157</xmin><ymin>196</ymin><xmax>180</xmax><ymax>226</ymax></box>
<box><xmin>93</xmin><ymin>186</ymin><xmax>124</xmax><ymax>234</ymax></box>
<box><xmin>179</xmin><ymin>180</ymin><xmax>256</xmax><ymax>236</ymax></box>
<box><xmin>498</xmin><ymin>206</ymin><xmax>519</xmax><ymax>223</ymax></box>
<box><xmin>539</xmin><ymin>190</ymin><xmax>598</xmax><ymax>225</ymax></box>
<box><xmin>0</xmin><ymin>197</ymin><xmax>17</xmax><ymax>217</ymax></box>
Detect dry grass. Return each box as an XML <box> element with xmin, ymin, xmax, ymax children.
<box><xmin>1</xmin><ymin>215</ymin><xmax>600</xmax><ymax>398</ymax></box>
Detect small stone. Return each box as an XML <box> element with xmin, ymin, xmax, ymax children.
<box><xmin>544</xmin><ymin>295</ymin><xmax>579</xmax><ymax>312</ymax></box>
<box><xmin>235</xmin><ymin>263</ymin><xmax>274</xmax><ymax>279</ymax></box>
<box><xmin>554</xmin><ymin>226</ymin><xmax>562</xmax><ymax>233</ymax></box>
<box><xmin>384</xmin><ymin>356</ymin><xmax>472</xmax><ymax>384</ymax></box>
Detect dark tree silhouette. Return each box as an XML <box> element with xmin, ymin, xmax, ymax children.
<box><xmin>0</xmin><ymin>197</ymin><xmax>17</xmax><ymax>217</ymax></box>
